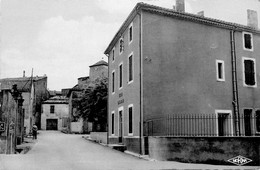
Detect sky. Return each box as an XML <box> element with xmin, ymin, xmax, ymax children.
<box><xmin>1</xmin><ymin>0</ymin><xmax>260</xmax><ymax>91</ymax></box>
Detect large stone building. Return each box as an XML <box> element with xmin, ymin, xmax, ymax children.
<box><xmin>104</xmin><ymin>2</ymin><xmax>260</xmax><ymax>155</ymax></box>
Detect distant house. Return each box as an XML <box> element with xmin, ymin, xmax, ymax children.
<box><xmin>67</xmin><ymin>60</ymin><xmax>108</xmax><ymax>133</ymax></box>
<box><xmin>41</xmin><ymin>96</ymin><xmax>69</xmax><ymax>131</ymax></box>
<box><xmin>0</xmin><ymin>75</ymin><xmax>48</xmax><ymax>134</ymax></box>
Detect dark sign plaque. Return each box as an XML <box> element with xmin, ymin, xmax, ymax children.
<box><xmin>0</xmin><ymin>122</ymin><xmax>5</xmax><ymax>132</ymax></box>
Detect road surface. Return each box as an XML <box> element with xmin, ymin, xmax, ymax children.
<box><xmin>0</xmin><ymin>131</ymin><xmax>258</xmax><ymax>170</ymax></box>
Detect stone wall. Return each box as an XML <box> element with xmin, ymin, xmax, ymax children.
<box><xmin>90</xmin><ymin>132</ymin><xmax>107</xmax><ymax>144</ymax></box>
<box><xmin>148</xmin><ymin>136</ymin><xmax>260</xmax><ymax>166</ymax></box>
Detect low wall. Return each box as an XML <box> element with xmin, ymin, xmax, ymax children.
<box><xmin>71</xmin><ymin>120</ymin><xmax>83</xmax><ymax>133</ymax></box>
<box><xmin>90</xmin><ymin>132</ymin><xmax>107</xmax><ymax>144</ymax></box>
<box><xmin>149</xmin><ymin>136</ymin><xmax>260</xmax><ymax>166</ymax></box>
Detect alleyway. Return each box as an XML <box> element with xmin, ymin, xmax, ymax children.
<box><xmin>0</xmin><ymin>131</ymin><xmax>258</xmax><ymax>170</ymax></box>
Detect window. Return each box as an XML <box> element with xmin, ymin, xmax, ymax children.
<box><xmin>256</xmin><ymin>110</ymin><xmax>260</xmax><ymax>133</ymax></box>
<box><xmin>119</xmin><ymin>63</ymin><xmax>123</xmax><ymax>89</ymax></box>
<box><xmin>129</xmin><ymin>23</ymin><xmax>133</xmax><ymax>44</ymax></box>
<box><xmin>112</xmin><ymin>71</ymin><xmax>115</xmax><ymax>94</ymax></box>
<box><xmin>128</xmin><ymin>54</ymin><xmax>133</xmax><ymax>83</ymax></box>
<box><xmin>215</xmin><ymin>110</ymin><xmax>233</xmax><ymax>136</ymax></box>
<box><xmin>112</xmin><ymin>48</ymin><xmax>115</xmax><ymax>62</ymax></box>
<box><xmin>50</xmin><ymin>105</ymin><xmax>55</xmax><ymax>113</ymax></box>
<box><xmin>244</xmin><ymin>109</ymin><xmax>252</xmax><ymax>136</ymax></box>
<box><xmin>243</xmin><ymin>32</ymin><xmax>253</xmax><ymax>51</ymax></box>
<box><xmin>111</xmin><ymin>112</ymin><xmax>115</xmax><ymax>135</ymax></box>
<box><xmin>119</xmin><ymin>38</ymin><xmax>124</xmax><ymax>54</ymax></box>
<box><xmin>216</xmin><ymin>60</ymin><xmax>225</xmax><ymax>81</ymax></box>
<box><xmin>128</xmin><ymin>105</ymin><xmax>133</xmax><ymax>135</ymax></box>
<box><xmin>243</xmin><ymin>58</ymin><xmax>256</xmax><ymax>87</ymax></box>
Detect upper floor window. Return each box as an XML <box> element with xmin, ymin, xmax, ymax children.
<box><xmin>119</xmin><ymin>38</ymin><xmax>124</xmax><ymax>54</ymax></box>
<box><xmin>128</xmin><ymin>53</ymin><xmax>133</xmax><ymax>83</ymax></box>
<box><xmin>112</xmin><ymin>48</ymin><xmax>115</xmax><ymax>62</ymax></box>
<box><xmin>216</xmin><ymin>60</ymin><xmax>225</xmax><ymax>81</ymax></box>
<box><xmin>129</xmin><ymin>23</ymin><xmax>133</xmax><ymax>44</ymax></box>
<box><xmin>119</xmin><ymin>63</ymin><xmax>123</xmax><ymax>89</ymax></box>
<box><xmin>243</xmin><ymin>57</ymin><xmax>256</xmax><ymax>87</ymax></box>
<box><xmin>50</xmin><ymin>105</ymin><xmax>55</xmax><ymax>113</ymax></box>
<box><xmin>243</xmin><ymin>32</ymin><xmax>253</xmax><ymax>51</ymax></box>
<box><xmin>112</xmin><ymin>71</ymin><xmax>115</xmax><ymax>94</ymax></box>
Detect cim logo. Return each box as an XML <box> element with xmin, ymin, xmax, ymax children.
<box><xmin>227</xmin><ymin>155</ymin><xmax>252</xmax><ymax>166</ymax></box>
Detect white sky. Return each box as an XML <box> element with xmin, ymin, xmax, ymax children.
<box><xmin>1</xmin><ymin>0</ymin><xmax>260</xmax><ymax>91</ymax></box>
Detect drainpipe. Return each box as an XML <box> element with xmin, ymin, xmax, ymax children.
<box><xmin>137</xmin><ymin>11</ymin><xmax>143</xmax><ymax>155</ymax></box>
<box><xmin>230</xmin><ymin>30</ymin><xmax>240</xmax><ymax>136</ymax></box>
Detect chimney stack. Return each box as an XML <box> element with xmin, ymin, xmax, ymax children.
<box><xmin>176</xmin><ymin>0</ymin><xmax>185</xmax><ymax>12</ymax></box>
<box><xmin>247</xmin><ymin>9</ymin><xmax>258</xmax><ymax>29</ymax></box>
<box><xmin>23</xmin><ymin>71</ymin><xmax>25</xmax><ymax>77</ymax></box>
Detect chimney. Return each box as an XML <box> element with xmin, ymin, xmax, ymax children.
<box><xmin>247</xmin><ymin>9</ymin><xmax>258</xmax><ymax>29</ymax></box>
<box><xmin>197</xmin><ymin>11</ymin><xmax>204</xmax><ymax>17</ymax></box>
<box><xmin>176</xmin><ymin>0</ymin><xmax>185</xmax><ymax>12</ymax></box>
<box><xmin>23</xmin><ymin>71</ymin><xmax>25</xmax><ymax>77</ymax></box>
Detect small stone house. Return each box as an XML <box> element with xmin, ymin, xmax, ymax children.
<box><xmin>41</xmin><ymin>96</ymin><xmax>69</xmax><ymax>131</ymax></box>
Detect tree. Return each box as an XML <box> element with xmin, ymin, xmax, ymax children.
<box><xmin>79</xmin><ymin>78</ymin><xmax>108</xmax><ymax>131</ymax></box>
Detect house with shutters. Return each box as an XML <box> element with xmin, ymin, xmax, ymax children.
<box><xmin>104</xmin><ymin>1</ymin><xmax>260</xmax><ymax>157</ymax></box>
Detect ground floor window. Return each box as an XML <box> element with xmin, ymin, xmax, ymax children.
<box><xmin>128</xmin><ymin>105</ymin><xmax>133</xmax><ymax>135</ymax></box>
<box><xmin>111</xmin><ymin>112</ymin><xmax>115</xmax><ymax>135</ymax></box>
<box><xmin>216</xmin><ymin>110</ymin><xmax>233</xmax><ymax>136</ymax></box>
<box><xmin>256</xmin><ymin>110</ymin><xmax>260</xmax><ymax>133</ymax></box>
<box><xmin>244</xmin><ymin>109</ymin><xmax>253</xmax><ymax>136</ymax></box>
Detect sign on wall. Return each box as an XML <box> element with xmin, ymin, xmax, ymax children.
<box><xmin>0</xmin><ymin>122</ymin><xmax>5</xmax><ymax>131</ymax></box>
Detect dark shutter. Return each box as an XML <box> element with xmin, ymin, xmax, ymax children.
<box><xmin>244</xmin><ymin>60</ymin><xmax>255</xmax><ymax>85</ymax></box>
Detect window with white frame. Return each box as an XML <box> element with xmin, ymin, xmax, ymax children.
<box><xmin>119</xmin><ymin>38</ymin><xmax>124</xmax><ymax>54</ymax></box>
<box><xmin>216</xmin><ymin>60</ymin><xmax>225</xmax><ymax>81</ymax></box>
<box><xmin>50</xmin><ymin>105</ymin><xmax>55</xmax><ymax>113</ymax></box>
<box><xmin>128</xmin><ymin>53</ymin><xmax>133</xmax><ymax>83</ymax></box>
<box><xmin>111</xmin><ymin>112</ymin><xmax>115</xmax><ymax>135</ymax></box>
<box><xmin>112</xmin><ymin>48</ymin><xmax>115</xmax><ymax>62</ymax></box>
<box><xmin>243</xmin><ymin>32</ymin><xmax>253</xmax><ymax>51</ymax></box>
<box><xmin>119</xmin><ymin>63</ymin><xmax>123</xmax><ymax>89</ymax></box>
<box><xmin>128</xmin><ymin>105</ymin><xmax>133</xmax><ymax>135</ymax></box>
<box><xmin>112</xmin><ymin>71</ymin><xmax>115</xmax><ymax>94</ymax></box>
<box><xmin>216</xmin><ymin>110</ymin><xmax>233</xmax><ymax>136</ymax></box>
<box><xmin>243</xmin><ymin>57</ymin><xmax>256</xmax><ymax>87</ymax></box>
<box><xmin>129</xmin><ymin>23</ymin><xmax>133</xmax><ymax>44</ymax></box>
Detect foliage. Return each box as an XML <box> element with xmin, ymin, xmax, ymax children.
<box><xmin>78</xmin><ymin>78</ymin><xmax>108</xmax><ymax>131</ymax></box>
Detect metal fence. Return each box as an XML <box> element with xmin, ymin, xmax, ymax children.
<box><xmin>144</xmin><ymin>114</ymin><xmax>260</xmax><ymax>137</ymax></box>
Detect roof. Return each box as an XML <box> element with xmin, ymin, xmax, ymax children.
<box><xmin>89</xmin><ymin>60</ymin><xmax>108</xmax><ymax>67</ymax></box>
<box><xmin>0</xmin><ymin>76</ymin><xmax>47</xmax><ymax>92</ymax></box>
<box><xmin>43</xmin><ymin>96</ymin><xmax>68</xmax><ymax>104</ymax></box>
<box><xmin>78</xmin><ymin>76</ymin><xmax>89</xmax><ymax>80</ymax></box>
<box><xmin>104</xmin><ymin>3</ymin><xmax>260</xmax><ymax>54</ymax></box>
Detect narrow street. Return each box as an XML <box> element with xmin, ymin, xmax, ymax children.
<box><xmin>0</xmin><ymin>131</ymin><xmax>257</xmax><ymax>170</ymax></box>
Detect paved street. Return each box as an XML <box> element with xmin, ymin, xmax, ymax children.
<box><xmin>0</xmin><ymin>131</ymin><xmax>258</xmax><ymax>170</ymax></box>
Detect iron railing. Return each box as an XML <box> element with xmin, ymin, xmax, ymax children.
<box><xmin>144</xmin><ymin>114</ymin><xmax>260</xmax><ymax>137</ymax></box>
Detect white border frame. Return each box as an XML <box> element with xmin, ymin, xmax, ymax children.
<box><xmin>242</xmin><ymin>32</ymin><xmax>254</xmax><ymax>52</ymax></box>
<box><xmin>215</xmin><ymin>110</ymin><xmax>233</xmax><ymax>136</ymax></box>
<box><xmin>128</xmin><ymin>104</ymin><xmax>134</xmax><ymax>136</ymax></box>
<box><xmin>242</xmin><ymin>57</ymin><xmax>257</xmax><ymax>88</ymax></box>
<box><xmin>111</xmin><ymin>111</ymin><xmax>115</xmax><ymax>136</ymax></box>
<box><xmin>118</xmin><ymin>62</ymin><xmax>123</xmax><ymax>90</ymax></box>
<box><xmin>118</xmin><ymin>106</ymin><xmax>124</xmax><ymax>138</ymax></box>
<box><xmin>119</xmin><ymin>37</ymin><xmax>124</xmax><ymax>55</ymax></box>
<box><xmin>128</xmin><ymin>22</ymin><xmax>133</xmax><ymax>45</ymax></box>
<box><xmin>128</xmin><ymin>52</ymin><xmax>134</xmax><ymax>84</ymax></box>
<box><xmin>216</xmin><ymin>60</ymin><xmax>225</xmax><ymax>82</ymax></box>
<box><xmin>111</xmin><ymin>70</ymin><xmax>115</xmax><ymax>95</ymax></box>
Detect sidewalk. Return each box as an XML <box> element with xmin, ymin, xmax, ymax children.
<box><xmin>16</xmin><ymin>135</ymin><xmax>37</xmax><ymax>154</ymax></box>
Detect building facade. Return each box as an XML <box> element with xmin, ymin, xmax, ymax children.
<box><xmin>104</xmin><ymin>3</ymin><xmax>260</xmax><ymax>154</ymax></box>
<box><xmin>41</xmin><ymin>96</ymin><xmax>69</xmax><ymax>131</ymax></box>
